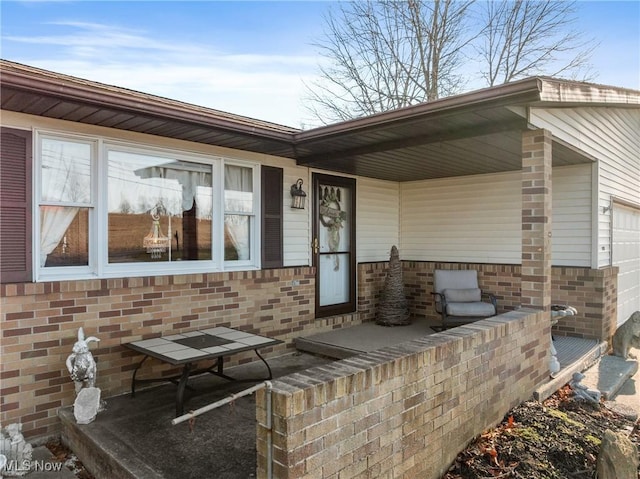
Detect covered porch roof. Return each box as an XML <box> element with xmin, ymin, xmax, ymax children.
<box><xmin>2</xmin><ymin>60</ymin><xmax>638</xmax><ymax>181</ymax></box>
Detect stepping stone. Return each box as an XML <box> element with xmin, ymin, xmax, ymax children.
<box><xmin>581</xmin><ymin>355</ymin><xmax>638</xmax><ymax>400</ymax></box>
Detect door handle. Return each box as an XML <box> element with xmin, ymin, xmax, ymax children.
<box><xmin>312</xmin><ymin>238</ymin><xmax>319</xmax><ymax>254</ymax></box>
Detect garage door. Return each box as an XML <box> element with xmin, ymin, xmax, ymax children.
<box><xmin>612</xmin><ymin>202</ymin><xmax>640</xmax><ymax>326</ymax></box>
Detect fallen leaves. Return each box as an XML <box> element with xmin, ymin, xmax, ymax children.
<box><xmin>443</xmin><ymin>392</ymin><xmax>639</xmax><ymax>479</ymax></box>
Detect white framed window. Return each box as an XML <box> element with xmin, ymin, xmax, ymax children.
<box><xmin>224</xmin><ymin>163</ymin><xmax>259</xmax><ymax>269</ymax></box>
<box><xmin>35</xmin><ymin>132</ymin><xmax>261</xmax><ymax>281</ymax></box>
<box><xmin>36</xmin><ymin>134</ymin><xmax>96</xmax><ymax>280</ymax></box>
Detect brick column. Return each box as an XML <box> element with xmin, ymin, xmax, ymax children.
<box><xmin>521</xmin><ymin>129</ymin><xmax>552</xmax><ymax>312</ymax></box>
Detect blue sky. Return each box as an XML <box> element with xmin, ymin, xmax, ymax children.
<box><xmin>1</xmin><ymin>1</ymin><xmax>638</xmax><ymax>128</ymax></box>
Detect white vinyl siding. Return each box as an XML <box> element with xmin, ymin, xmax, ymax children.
<box><xmin>356</xmin><ymin>177</ymin><xmax>400</xmax><ymax>262</ymax></box>
<box><xmin>400</xmin><ymin>168</ymin><xmax>592</xmax><ymax>266</ymax></box>
<box><xmin>529</xmin><ymin>107</ymin><xmax>640</xmax><ymax>268</ymax></box>
<box><xmin>400</xmin><ymin>172</ymin><xmax>522</xmax><ymax>264</ymax></box>
<box><xmin>278</xmin><ymin>168</ymin><xmax>311</xmax><ymax>267</ymax></box>
<box><xmin>552</xmin><ymin>165</ymin><xmax>592</xmax><ymax>267</ymax></box>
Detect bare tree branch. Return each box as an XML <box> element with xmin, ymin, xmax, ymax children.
<box><xmin>304</xmin><ymin>0</ymin><xmax>598</xmax><ymax>126</ymax></box>
<box><xmin>304</xmin><ymin>0</ymin><xmax>473</xmax><ymax>124</ymax></box>
<box><xmin>477</xmin><ymin>0</ymin><xmax>597</xmax><ymax>86</ymax></box>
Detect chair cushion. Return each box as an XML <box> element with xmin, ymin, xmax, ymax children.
<box><xmin>434</xmin><ymin>269</ymin><xmax>479</xmax><ymax>293</ymax></box>
<box><xmin>443</xmin><ymin>288</ymin><xmax>481</xmax><ymax>303</ymax></box>
<box><xmin>445</xmin><ymin>301</ymin><xmax>496</xmax><ymax>317</ymax></box>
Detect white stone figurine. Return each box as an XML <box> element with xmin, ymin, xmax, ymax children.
<box><xmin>66</xmin><ymin>328</ymin><xmax>100</xmax><ymax>394</ymax></box>
<box><xmin>0</xmin><ymin>422</ymin><xmax>33</xmax><ymax>476</ymax></box>
<box><xmin>569</xmin><ymin>372</ymin><xmax>601</xmax><ymax>404</ymax></box>
<box><xmin>612</xmin><ymin>311</ymin><xmax>640</xmax><ymax>359</ymax></box>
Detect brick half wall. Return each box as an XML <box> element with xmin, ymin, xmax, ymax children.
<box><xmin>1</xmin><ymin>268</ymin><xmax>315</xmax><ymax>438</ymax></box>
<box><xmin>256</xmin><ymin>309</ymin><xmax>549</xmax><ymax>479</ymax></box>
<box><xmin>397</xmin><ymin>262</ymin><xmax>617</xmax><ymax>343</ymax></box>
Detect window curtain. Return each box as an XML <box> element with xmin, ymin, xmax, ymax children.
<box><xmin>224</xmin><ymin>165</ymin><xmax>252</xmax><ymax>260</ymax></box>
<box><xmin>40</xmin><ymin>206</ymin><xmax>79</xmax><ymax>266</ymax></box>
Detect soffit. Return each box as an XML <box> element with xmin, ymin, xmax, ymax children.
<box><xmin>0</xmin><ymin>62</ymin><xmax>596</xmax><ymax>181</ymax></box>
<box><xmin>0</xmin><ymin>61</ymin><xmax>298</xmax><ymax>158</ymax></box>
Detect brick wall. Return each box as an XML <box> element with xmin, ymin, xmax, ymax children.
<box><xmin>357</xmin><ymin>262</ymin><xmax>389</xmax><ymax>323</ymax></box>
<box><xmin>521</xmin><ymin>128</ymin><xmax>553</xmax><ymax>311</ymax></box>
<box><xmin>256</xmin><ymin>309</ymin><xmax>549</xmax><ymax>479</ymax></box>
<box><xmin>400</xmin><ymin>261</ymin><xmax>617</xmax><ymax>343</ymax></box>
<box><xmin>1</xmin><ymin>261</ymin><xmax>618</xmax><ymax>439</ymax></box>
<box><xmin>551</xmin><ymin>266</ymin><xmax>618</xmax><ymax>341</ymax></box>
<box><xmin>0</xmin><ymin>268</ymin><xmax>316</xmax><ymax>438</ymax></box>
<box><xmin>403</xmin><ymin>262</ymin><xmax>523</xmax><ymax>319</ymax></box>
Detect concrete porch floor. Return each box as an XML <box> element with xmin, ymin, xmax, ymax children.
<box><xmin>53</xmin><ymin>321</ymin><xmax>626</xmax><ymax>479</ymax></box>
<box><xmin>293</xmin><ymin>319</ymin><xmax>441</xmax><ymax>359</ymax></box>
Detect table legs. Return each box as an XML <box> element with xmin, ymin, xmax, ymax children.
<box><xmin>176</xmin><ymin>363</ymin><xmax>193</xmax><ymax>417</ymax></box>
<box><xmin>130</xmin><ymin>349</ymin><xmax>275</xmax><ymax>417</ymax></box>
<box><xmin>130</xmin><ymin>355</ymin><xmax>149</xmax><ymax>397</ymax></box>
<box><xmin>255</xmin><ymin>349</ymin><xmax>274</xmax><ymax>379</ymax></box>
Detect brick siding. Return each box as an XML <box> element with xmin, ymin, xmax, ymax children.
<box><xmin>551</xmin><ymin>266</ymin><xmax>618</xmax><ymax>341</ymax></box>
<box><xmin>256</xmin><ymin>309</ymin><xmax>549</xmax><ymax>479</ymax></box>
<box><xmin>521</xmin><ymin>129</ymin><xmax>553</xmax><ymax>311</ymax></box>
<box><xmin>399</xmin><ymin>261</ymin><xmax>617</xmax><ymax>343</ymax></box>
<box><xmin>357</xmin><ymin>262</ymin><xmax>389</xmax><ymax>323</ymax></box>
<box><xmin>1</xmin><ymin>268</ymin><xmax>316</xmax><ymax>438</ymax></box>
<box><xmin>1</xmin><ymin>261</ymin><xmax>617</xmax><ymax>439</ymax></box>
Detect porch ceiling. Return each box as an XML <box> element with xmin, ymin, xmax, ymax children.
<box><xmin>292</xmin><ymin>115</ymin><xmax>589</xmax><ymax>182</ymax></box>
<box><xmin>1</xmin><ymin>61</ymin><xmax>594</xmax><ymax>182</ymax></box>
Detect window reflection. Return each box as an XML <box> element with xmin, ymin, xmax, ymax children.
<box><xmin>39</xmin><ymin>138</ymin><xmax>92</xmax><ymax>268</ymax></box>
<box><xmin>41</xmin><ymin>207</ymin><xmax>89</xmax><ymax>267</ymax></box>
<box><xmin>224</xmin><ymin>165</ymin><xmax>253</xmax><ymax>261</ymax></box>
<box><xmin>107</xmin><ymin>150</ymin><xmax>213</xmax><ymax>263</ymax></box>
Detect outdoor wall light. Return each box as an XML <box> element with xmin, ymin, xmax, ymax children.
<box><xmin>290</xmin><ymin>178</ymin><xmax>307</xmax><ymax>209</ymax></box>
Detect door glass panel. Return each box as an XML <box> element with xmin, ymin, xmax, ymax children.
<box><xmin>318</xmin><ymin>183</ymin><xmax>351</xmax><ymax>307</ymax></box>
<box><xmin>318</xmin><ymin>185</ymin><xmax>350</xmax><ymax>253</ymax></box>
<box><xmin>319</xmin><ymin>253</ymin><xmax>350</xmax><ymax>306</ymax></box>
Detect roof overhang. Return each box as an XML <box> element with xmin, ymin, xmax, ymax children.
<box><xmin>0</xmin><ymin>60</ymin><xmax>299</xmax><ymax>158</ymax></box>
<box><xmin>2</xmin><ymin>60</ymin><xmax>638</xmax><ymax>182</ymax></box>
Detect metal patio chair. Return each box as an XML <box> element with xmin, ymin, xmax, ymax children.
<box><xmin>431</xmin><ymin>269</ymin><xmax>497</xmax><ymax>331</ymax></box>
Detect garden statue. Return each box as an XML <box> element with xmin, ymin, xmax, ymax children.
<box><xmin>0</xmin><ymin>423</ymin><xmax>33</xmax><ymax>476</ymax></box>
<box><xmin>612</xmin><ymin>311</ymin><xmax>640</xmax><ymax>359</ymax></box>
<box><xmin>550</xmin><ymin>304</ymin><xmax>578</xmax><ymax>377</ymax></box>
<box><xmin>66</xmin><ymin>327</ymin><xmax>100</xmax><ymax>394</ymax></box>
<box><xmin>569</xmin><ymin>372</ymin><xmax>601</xmax><ymax>404</ymax></box>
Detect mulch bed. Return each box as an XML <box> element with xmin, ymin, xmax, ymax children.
<box><xmin>444</xmin><ymin>386</ymin><xmax>640</xmax><ymax>478</ymax></box>
<box><xmin>46</xmin><ymin>439</ymin><xmax>95</xmax><ymax>479</ymax></box>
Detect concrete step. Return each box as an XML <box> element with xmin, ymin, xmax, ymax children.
<box><xmin>580</xmin><ymin>354</ymin><xmax>639</xmax><ymax>400</ymax></box>
<box><xmin>58</xmin><ymin>406</ymin><xmax>164</xmax><ymax>479</ymax></box>
<box><xmin>533</xmin><ymin>340</ymin><xmax>607</xmax><ymax>401</ymax></box>
<box><xmin>2</xmin><ymin>446</ymin><xmax>77</xmax><ymax>479</ymax></box>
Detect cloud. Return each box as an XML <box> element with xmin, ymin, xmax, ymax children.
<box><xmin>4</xmin><ymin>20</ymin><xmax>321</xmax><ymax>127</ymax></box>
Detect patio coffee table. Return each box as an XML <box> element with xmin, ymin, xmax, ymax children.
<box><xmin>125</xmin><ymin>327</ymin><xmax>282</xmax><ymax>416</ymax></box>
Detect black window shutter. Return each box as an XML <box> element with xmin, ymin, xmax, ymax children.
<box><xmin>1</xmin><ymin>128</ymin><xmax>33</xmax><ymax>283</ymax></box>
<box><xmin>261</xmin><ymin>166</ymin><xmax>283</xmax><ymax>269</ymax></box>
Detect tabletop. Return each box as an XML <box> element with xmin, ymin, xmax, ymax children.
<box><xmin>125</xmin><ymin>327</ymin><xmax>282</xmax><ymax>365</ymax></box>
